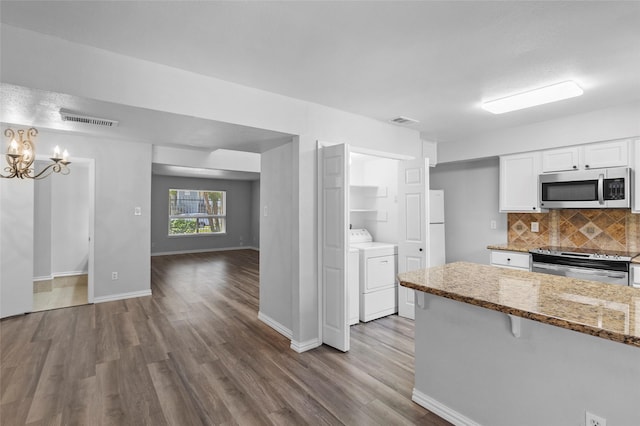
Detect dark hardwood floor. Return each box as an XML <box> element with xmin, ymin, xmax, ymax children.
<box><xmin>1</xmin><ymin>249</ymin><xmax>451</xmax><ymax>425</ymax></box>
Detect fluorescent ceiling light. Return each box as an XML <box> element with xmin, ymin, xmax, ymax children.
<box><xmin>482</xmin><ymin>81</ymin><xmax>583</xmax><ymax>114</ymax></box>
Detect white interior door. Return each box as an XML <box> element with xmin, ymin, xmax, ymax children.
<box><xmin>320</xmin><ymin>143</ymin><xmax>349</xmax><ymax>351</ymax></box>
<box><xmin>397</xmin><ymin>158</ymin><xmax>429</xmax><ymax>320</ymax></box>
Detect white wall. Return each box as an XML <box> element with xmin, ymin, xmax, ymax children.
<box><xmin>52</xmin><ymin>163</ymin><xmax>89</xmax><ymax>275</ymax></box>
<box><xmin>33</xmin><ymin>169</ymin><xmax>52</xmax><ymax>278</ymax></box>
<box><xmin>438</xmin><ymin>101</ymin><xmax>640</xmax><ymax>163</ymax></box>
<box><xmin>153</xmin><ymin>146</ymin><xmax>261</xmax><ymax>173</ymax></box>
<box><xmin>251</xmin><ymin>180</ymin><xmax>260</xmax><ymax>248</ymax></box>
<box><xmin>10</xmin><ymin>129</ymin><xmax>152</xmax><ymax>301</ymax></box>
<box><xmin>1</xmin><ymin>24</ymin><xmax>422</xmax><ymax>345</ymax></box>
<box><xmin>150</xmin><ymin>175</ymin><xmax>256</xmax><ymax>254</ymax></box>
<box><xmin>430</xmin><ymin>157</ymin><xmax>507</xmax><ymax>264</ymax></box>
<box><xmin>0</xmin><ymin>178</ymin><xmax>34</xmax><ymax>318</ymax></box>
<box><xmin>259</xmin><ymin>143</ymin><xmax>293</xmax><ymax>334</ymax></box>
<box><xmin>34</xmin><ymin>162</ymin><xmax>90</xmax><ymax>278</ymax></box>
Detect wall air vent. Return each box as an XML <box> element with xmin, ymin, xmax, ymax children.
<box><xmin>60</xmin><ymin>109</ymin><xmax>119</xmax><ymax>127</ymax></box>
<box><xmin>390</xmin><ymin>116</ymin><xmax>419</xmax><ymax>125</ymax></box>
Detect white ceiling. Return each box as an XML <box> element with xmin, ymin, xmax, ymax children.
<box><xmin>1</xmin><ymin>1</ymin><xmax>639</xmax><ymax>149</ymax></box>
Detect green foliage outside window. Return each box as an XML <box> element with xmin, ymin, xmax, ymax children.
<box><xmin>168</xmin><ymin>189</ymin><xmax>226</xmax><ymax>236</ymax></box>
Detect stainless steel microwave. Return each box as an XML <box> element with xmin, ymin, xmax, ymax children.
<box><xmin>539</xmin><ymin>167</ymin><xmax>630</xmax><ymax>209</ymax></box>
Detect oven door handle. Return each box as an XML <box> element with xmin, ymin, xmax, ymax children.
<box><xmin>598</xmin><ymin>173</ymin><xmax>605</xmax><ymax>205</ymax></box>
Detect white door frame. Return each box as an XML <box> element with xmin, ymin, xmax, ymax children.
<box><xmin>317</xmin><ymin>141</ymin><xmax>416</xmax><ymax>346</ymax></box>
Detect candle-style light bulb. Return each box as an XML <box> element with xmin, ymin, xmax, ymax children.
<box><xmin>9</xmin><ymin>139</ymin><xmax>19</xmax><ymax>155</ymax></box>
<box><xmin>62</xmin><ymin>150</ymin><xmax>69</xmax><ymax>162</ymax></box>
<box><xmin>53</xmin><ymin>145</ymin><xmax>61</xmax><ymax>159</ymax></box>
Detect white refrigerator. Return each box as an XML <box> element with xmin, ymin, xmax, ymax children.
<box><xmin>429</xmin><ymin>190</ymin><xmax>446</xmax><ymax>267</ymax></box>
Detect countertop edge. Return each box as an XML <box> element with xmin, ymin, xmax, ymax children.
<box><xmin>399</xmin><ymin>278</ymin><xmax>640</xmax><ymax>348</ymax></box>
<box><xmin>486</xmin><ymin>244</ymin><xmax>531</xmax><ymax>253</ymax></box>
<box><xmin>488</xmin><ymin>244</ymin><xmax>640</xmax><ymax>263</ymax></box>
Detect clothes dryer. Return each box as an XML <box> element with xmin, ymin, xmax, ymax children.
<box><xmin>349</xmin><ymin>229</ymin><xmax>398</xmax><ymax>322</ymax></box>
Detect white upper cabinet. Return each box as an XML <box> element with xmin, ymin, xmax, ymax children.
<box><xmin>583</xmin><ymin>140</ymin><xmax>629</xmax><ymax>170</ymax></box>
<box><xmin>500</xmin><ymin>152</ymin><xmax>542</xmax><ymax>213</ymax></box>
<box><xmin>541</xmin><ymin>146</ymin><xmax>580</xmax><ymax>172</ymax></box>
<box><xmin>542</xmin><ymin>140</ymin><xmax>629</xmax><ymax>173</ymax></box>
<box><xmin>634</xmin><ymin>139</ymin><xmax>640</xmax><ymax>213</ymax></box>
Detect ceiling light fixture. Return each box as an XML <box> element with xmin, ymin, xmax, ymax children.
<box><xmin>482</xmin><ymin>81</ymin><xmax>584</xmax><ymax>114</ymax></box>
<box><xmin>1</xmin><ymin>127</ymin><xmax>71</xmax><ymax>179</ymax></box>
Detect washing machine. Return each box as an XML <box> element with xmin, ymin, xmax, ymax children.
<box><xmin>349</xmin><ymin>229</ymin><xmax>398</xmax><ymax>322</ymax></box>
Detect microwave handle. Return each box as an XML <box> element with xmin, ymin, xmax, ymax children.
<box><xmin>598</xmin><ymin>173</ymin><xmax>604</xmax><ymax>205</ymax></box>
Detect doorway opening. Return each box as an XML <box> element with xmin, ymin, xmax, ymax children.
<box><xmin>32</xmin><ymin>158</ymin><xmax>95</xmax><ymax>311</ymax></box>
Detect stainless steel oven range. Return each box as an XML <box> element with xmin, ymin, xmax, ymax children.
<box><xmin>529</xmin><ymin>247</ymin><xmax>638</xmax><ymax>286</ymax></box>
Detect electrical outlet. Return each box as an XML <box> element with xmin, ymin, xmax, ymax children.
<box><xmin>586</xmin><ymin>412</ymin><xmax>606</xmax><ymax>426</ymax></box>
<box><xmin>531</xmin><ymin>222</ymin><xmax>539</xmax><ymax>232</ymax></box>
<box><xmin>112</xmin><ymin>272</ymin><xmax>118</xmax><ymax>280</ymax></box>
<box><xmin>490</xmin><ymin>220</ymin><xmax>497</xmax><ymax>230</ymax></box>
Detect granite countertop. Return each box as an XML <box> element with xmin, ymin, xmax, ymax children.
<box><xmin>398</xmin><ymin>262</ymin><xmax>640</xmax><ymax>347</ymax></box>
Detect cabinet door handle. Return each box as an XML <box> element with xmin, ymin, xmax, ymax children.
<box><xmin>572</xmin><ymin>165</ymin><xmax>577</xmax><ymax>169</ymax></box>
<box><xmin>419</xmin><ymin>248</ymin><xmax>423</xmax><ymax>252</ymax></box>
<box><xmin>532</xmin><ymin>206</ymin><xmax>536</xmax><ymax>210</ymax></box>
<box><xmin>507</xmin><ymin>258</ymin><xmax>511</xmax><ymax>262</ymax></box>
<box><xmin>585</xmin><ymin>164</ymin><xmax>590</xmax><ymax>168</ymax></box>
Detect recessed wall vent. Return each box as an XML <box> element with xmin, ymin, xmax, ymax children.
<box><xmin>60</xmin><ymin>109</ymin><xmax>119</xmax><ymax>127</ymax></box>
<box><xmin>390</xmin><ymin>116</ymin><xmax>419</xmax><ymax>125</ymax></box>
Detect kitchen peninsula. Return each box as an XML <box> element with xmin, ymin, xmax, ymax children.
<box><xmin>398</xmin><ymin>262</ymin><xmax>640</xmax><ymax>426</ymax></box>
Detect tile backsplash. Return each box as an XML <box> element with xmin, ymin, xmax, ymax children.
<box><xmin>508</xmin><ymin>209</ymin><xmax>639</xmax><ymax>252</ymax></box>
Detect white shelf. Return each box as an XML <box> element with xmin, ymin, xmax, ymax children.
<box><xmin>350</xmin><ymin>209</ymin><xmax>377</xmax><ymax>213</ymax></box>
<box><xmin>350</xmin><ymin>184</ymin><xmax>379</xmax><ymax>189</ymax></box>
<box><xmin>350</xmin><ymin>185</ymin><xmax>388</xmax><ymax>197</ymax></box>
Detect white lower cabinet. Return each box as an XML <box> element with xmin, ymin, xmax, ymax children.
<box><xmin>490</xmin><ymin>250</ymin><xmax>531</xmax><ymax>271</ymax></box>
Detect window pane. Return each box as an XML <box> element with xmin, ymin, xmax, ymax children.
<box><xmin>169</xmin><ymin>218</ymin><xmax>197</xmax><ymax>235</ymax></box>
<box><xmin>169</xmin><ymin>189</ymin><xmax>226</xmax><ymax>217</ymax></box>
<box><xmin>193</xmin><ymin>218</ymin><xmax>226</xmax><ymax>234</ymax></box>
<box><xmin>169</xmin><ymin>189</ymin><xmax>226</xmax><ymax>235</ymax></box>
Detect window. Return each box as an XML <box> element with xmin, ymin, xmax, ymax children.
<box><xmin>169</xmin><ymin>189</ymin><xmax>226</xmax><ymax>235</ymax></box>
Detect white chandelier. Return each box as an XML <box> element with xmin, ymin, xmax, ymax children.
<box><xmin>1</xmin><ymin>127</ymin><xmax>70</xmax><ymax>179</ymax></box>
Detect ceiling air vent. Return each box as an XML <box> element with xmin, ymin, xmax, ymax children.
<box><xmin>60</xmin><ymin>109</ymin><xmax>119</xmax><ymax>127</ymax></box>
<box><xmin>390</xmin><ymin>116</ymin><xmax>419</xmax><ymax>125</ymax></box>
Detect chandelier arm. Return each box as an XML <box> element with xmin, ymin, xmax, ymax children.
<box><xmin>31</xmin><ymin>163</ymin><xmax>59</xmax><ymax>180</ymax></box>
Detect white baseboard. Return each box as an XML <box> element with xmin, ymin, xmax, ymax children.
<box><xmin>258</xmin><ymin>311</ymin><xmax>292</xmax><ymax>339</ymax></box>
<box><xmin>151</xmin><ymin>246</ymin><xmax>259</xmax><ymax>256</ymax></box>
<box><xmin>412</xmin><ymin>388</ymin><xmax>481</xmax><ymax>426</ymax></box>
<box><xmin>33</xmin><ymin>271</ymin><xmax>88</xmax><ymax>281</ymax></box>
<box><xmin>93</xmin><ymin>289</ymin><xmax>152</xmax><ymax>304</ymax></box>
<box><xmin>290</xmin><ymin>338</ymin><xmax>321</xmax><ymax>353</ymax></box>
